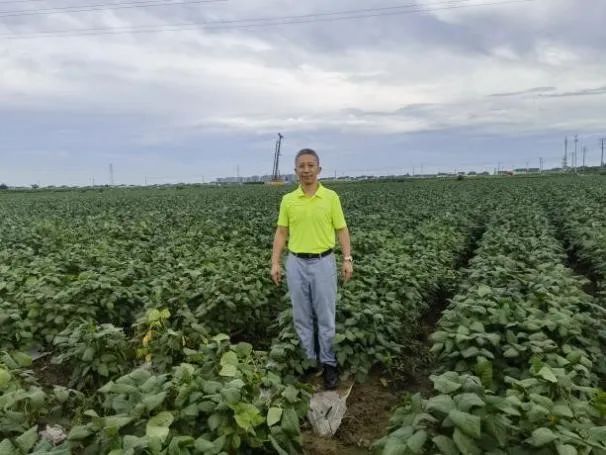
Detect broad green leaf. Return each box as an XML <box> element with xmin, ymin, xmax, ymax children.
<box><xmin>0</xmin><ymin>368</ymin><xmax>10</xmax><ymax>389</ymax></box>
<box><xmin>431</xmin><ymin>374</ymin><xmax>462</xmax><ymax>394</ymax></box>
<box><xmin>104</xmin><ymin>415</ymin><xmax>133</xmax><ymax>430</ymax></box>
<box><xmin>556</xmin><ymin>444</ymin><xmax>577</xmax><ymax>455</ymax></box>
<box><xmin>281</xmin><ymin>385</ymin><xmax>299</xmax><ymax>403</ymax></box>
<box><xmin>194</xmin><ymin>437</ymin><xmax>214</xmax><ymax>451</ymax></box>
<box><xmin>220</xmin><ymin>351</ymin><xmax>238</xmax><ymax>367</ymax></box>
<box><xmin>267</xmin><ymin>407</ymin><xmax>283</xmax><ymax>427</ymax></box>
<box><xmin>233</xmin><ymin>343</ymin><xmax>253</xmax><ymax>357</ymax></box>
<box><xmin>477</xmin><ymin>285</ymin><xmax>491</xmax><ymax>297</ymax></box>
<box><xmin>484</xmin><ymin>414</ymin><xmax>507</xmax><ymax>447</ymax></box>
<box><xmin>503</xmin><ymin>347</ymin><xmax>519</xmax><ymax>358</ymax></box>
<box><xmin>212</xmin><ymin>334</ymin><xmax>230</xmax><ymax>343</ymax></box>
<box><xmin>281</xmin><ymin>407</ymin><xmax>299</xmax><ymax>435</ymax></box>
<box><xmin>146</xmin><ymin>411</ymin><xmax>174</xmax><ymax>442</ymax></box>
<box><xmin>383</xmin><ymin>439</ymin><xmax>408</xmax><ymax>455</ymax></box>
<box><xmin>124</xmin><ymin>435</ymin><xmax>148</xmax><ymax>450</ymax></box>
<box><xmin>537</xmin><ymin>366</ymin><xmax>558</xmax><ymax>383</ymax></box>
<box><xmin>68</xmin><ymin>425</ymin><xmax>92</xmax><ymax>441</ymax></box>
<box><xmin>448</xmin><ymin>410</ymin><xmax>481</xmax><ymax>439</ymax></box>
<box><xmin>219</xmin><ymin>364</ymin><xmax>238</xmax><ymax>377</ymax></box>
<box><xmin>233</xmin><ymin>403</ymin><xmax>263</xmax><ymax>433</ymax></box>
<box><xmin>221</xmin><ymin>387</ymin><xmax>241</xmax><ymax>404</ymax></box>
<box><xmin>588</xmin><ymin>427</ymin><xmax>606</xmax><ymax>443</ymax></box>
<box><xmin>407</xmin><ymin>430</ymin><xmax>427</xmax><ymax>453</ymax></box>
<box><xmin>0</xmin><ymin>439</ymin><xmax>16</xmax><ymax>454</ymax></box>
<box><xmin>29</xmin><ymin>389</ymin><xmax>46</xmax><ymax>408</ymax></box>
<box><xmin>528</xmin><ymin>427</ymin><xmax>557</xmax><ymax>447</ymax></box>
<box><xmin>470</xmin><ymin>321</ymin><xmax>485</xmax><ymax>333</ymax></box>
<box><xmin>453</xmin><ymin>393</ymin><xmax>485</xmax><ymax>412</ymax></box>
<box><xmin>453</xmin><ymin>428</ymin><xmax>481</xmax><ymax>455</ymax></box>
<box><xmin>432</xmin><ymin>435</ymin><xmax>458</xmax><ymax>455</ymax></box>
<box><xmin>12</xmin><ymin>352</ymin><xmax>32</xmax><ymax>368</ymax></box>
<box><xmin>268</xmin><ymin>435</ymin><xmax>289</xmax><ymax>455</ymax></box>
<box><xmin>15</xmin><ymin>426</ymin><xmax>38</xmax><ymax>452</ymax></box>
<box><xmin>427</xmin><ymin>395</ymin><xmax>455</xmax><ymax>415</ymax></box>
<box><xmin>143</xmin><ymin>392</ymin><xmax>167</xmax><ymax>412</ymax></box>
<box><xmin>82</xmin><ymin>346</ymin><xmax>95</xmax><ymax>361</ymax></box>
<box><xmin>208</xmin><ymin>413</ymin><xmax>222</xmax><ymax>431</ymax></box>
<box><xmin>97</xmin><ymin>363</ymin><xmax>109</xmax><ymax>377</ymax></box>
<box><xmin>552</xmin><ymin>403</ymin><xmax>573</xmax><ymax>418</ymax></box>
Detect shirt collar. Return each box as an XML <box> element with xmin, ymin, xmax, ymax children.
<box><xmin>296</xmin><ymin>182</ymin><xmax>324</xmax><ymax>198</ymax></box>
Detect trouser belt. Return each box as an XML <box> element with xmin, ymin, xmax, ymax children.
<box><xmin>290</xmin><ymin>249</ymin><xmax>333</xmax><ymax>259</ymax></box>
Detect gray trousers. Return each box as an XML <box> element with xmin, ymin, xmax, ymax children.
<box><xmin>286</xmin><ymin>253</ymin><xmax>338</xmax><ymax>367</ymax></box>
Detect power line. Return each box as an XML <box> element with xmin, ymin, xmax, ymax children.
<box><xmin>0</xmin><ymin>0</ymin><xmax>539</xmax><ymax>39</ymax></box>
<box><xmin>0</xmin><ymin>0</ymin><xmax>226</xmax><ymax>18</ymax></box>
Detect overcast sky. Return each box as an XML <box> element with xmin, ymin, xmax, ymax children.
<box><xmin>1</xmin><ymin>0</ymin><xmax>605</xmax><ymax>185</ymax></box>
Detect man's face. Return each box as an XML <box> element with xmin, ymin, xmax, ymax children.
<box><xmin>295</xmin><ymin>154</ymin><xmax>321</xmax><ymax>185</ymax></box>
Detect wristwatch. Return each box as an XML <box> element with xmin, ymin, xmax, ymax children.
<box><xmin>343</xmin><ymin>256</ymin><xmax>353</xmax><ymax>263</ymax></box>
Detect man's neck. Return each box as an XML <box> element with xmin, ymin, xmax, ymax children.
<box><xmin>301</xmin><ymin>181</ymin><xmax>319</xmax><ymax>196</ymax></box>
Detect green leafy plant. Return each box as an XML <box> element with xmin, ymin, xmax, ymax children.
<box><xmin>52</xmin><ymin>321</ymin><xmax>132</xmax><ymax>389</ymax></box>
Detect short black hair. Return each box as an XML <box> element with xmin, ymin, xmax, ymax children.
<box><xmin>295</xmin><ymin>148</ymin><xmax>320</xmax><ymax>166</ymax></box>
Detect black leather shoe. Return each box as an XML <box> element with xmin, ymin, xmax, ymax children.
<box><xmin>323</xmin><ymin>364</ymin><xmax>339</xmax><ymax>390</ymax></box>
<box><xmin>300</xmin><ymin>365</ymin><xmax>321</xmax><ymax>381</ymax></box>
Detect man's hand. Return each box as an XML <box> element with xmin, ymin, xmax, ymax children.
<box><xmin>342</xmin><ymin>261</ymin><xmax>353</xmax><ymax>283</ymax></box>
<box><xmin>271</xmin><ymin>263</ymin><xmax>282</xmax><ymax>286</ymax></box>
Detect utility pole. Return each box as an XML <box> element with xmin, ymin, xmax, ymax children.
<box><xmin>539</xmin><ymin>157</ymin><xmax>543</xmax><ymax>173</ymax></box>
<box><xmin>563</xmin><ymin>137</ymin><xmax>568</xmax><ymax>170</ymax></box>
<box><xmin>109</xmin><ymin>163</ymin><xmax>114</xmax><ymax>186</ymax></box>
<box><xmin>601</xmin><ymin>138</ymin><xmax>605</xmax><ymax>168</ymax></box>
<box><xmin>582</xmin><ymin>146</ymin><xmax>587</xmax><ymax>169</ymax></box>
<box><xmin>525</xmin><ymin>161</ymin><xmax>529</xmax><ymax>174</ymax></box>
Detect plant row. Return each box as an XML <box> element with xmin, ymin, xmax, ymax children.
<box><xmin>546</xmin><ymin>180</ymin><xmax>606</xmax><ymax>296</ymax></box>
<box><xmin>376</xmin><ymin>200</ymin><xmax>606</xmax><ymax>454</ymax></box>
<box><xmin>1</xmin><ymin>333</ymin><xmax>310</xmax><ymax>454</ymax></box>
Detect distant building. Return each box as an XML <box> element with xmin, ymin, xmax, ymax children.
<box><xmin>513</xmin><ymin>168</ymin><xmax>540</xmax><ymax>174</ymax></box>
<box><xmin>215</xmin><ymin>173</ymin><xmax>296</xmax><ymax>184</ymax></box>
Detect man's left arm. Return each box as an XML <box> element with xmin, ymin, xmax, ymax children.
<box><xmin>332</xmin><ymin>194</ymin><xmax>352</xmax><ymax>283</ymax></box>
<box><xmin>336</xmin><ymin>227</ymin><xmax>353</xmax><ymax>283</ymax></box>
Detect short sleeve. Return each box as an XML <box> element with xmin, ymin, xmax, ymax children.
<box><xmin>331</xmin><ymin>195</ymin><xmax>347</xmax><ymax>230</ymax></box>
<box><xmin>277</xmin><ymin>196</ymin><xmax>289</xmax><ymax>227</ymax></box>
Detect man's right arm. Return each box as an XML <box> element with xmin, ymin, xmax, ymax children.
<box><xmin>271</xmin><ymin>226</ymin><xmax>288</xmax><ymax>285</ymax></box>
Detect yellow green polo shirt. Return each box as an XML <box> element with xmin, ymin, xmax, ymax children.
<box><xmin>277</xmin><ymin>183</ymin><xmax>347</xmax><ymax>254</ymax></box>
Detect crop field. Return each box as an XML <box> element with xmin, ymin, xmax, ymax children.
<box><xmin>1</xmin><ymin>175</ymin><xmax>606</xmax><ymax>454</ymax></box>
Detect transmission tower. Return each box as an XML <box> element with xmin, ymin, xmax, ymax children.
<box><xmin>573</xmin><ymin>135</ymin><xmax>578</xmax><ymax>171</ymax></box>
<box><xmin>271</xmin><ymin>133</ymin><xmax>283</xmax><ymax>183</ymax></box>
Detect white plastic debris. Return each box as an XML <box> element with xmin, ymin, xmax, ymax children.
<box><xmin>307</xmin><ymin>385</ymin><xmax>353</xmax><ymax>437</ymax></box>
<box><xmin>39</xmin><ymin>425</ymin><xmax>68</xmax><ymax>445</ymax></box>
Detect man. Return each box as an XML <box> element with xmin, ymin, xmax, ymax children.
<box><xmin>271</xmin><ymin>148</ymin><xmax>353</xmax><ymax>390</ymax></box>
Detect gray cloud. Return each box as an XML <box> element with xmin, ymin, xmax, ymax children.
<box><xmin>539</xmin><ymin>85</ymin><xmax>606</xmax><ymax>98</ymax></box>
<box><xmin>490</xmin><ymin>86</ymin><xmax>556</xmax><ymax>97</ymax></box>
<box><xmin>1</xmin><ymin>0</ymin><xmax>606</xmax><ymax>185</ymax></box>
